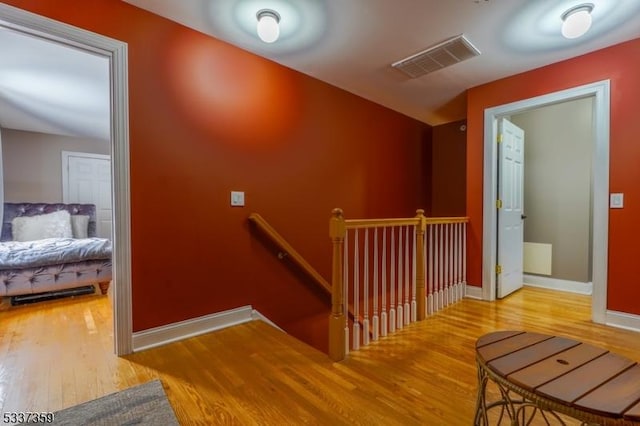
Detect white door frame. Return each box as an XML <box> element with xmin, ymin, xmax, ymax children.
<box><xmin>482</xmin><ymin>80</ymin><xmax>610</xmax><ymax>324</ymax></box>
<box><xmin>0</xmin><ymin>3</ymin><xmax>133</xmax><ymax>354</ymax></box>
<box><xmin>0</xmin><ymin>128</ymin><xmax>4</xmax><ymax>230</ymax></box>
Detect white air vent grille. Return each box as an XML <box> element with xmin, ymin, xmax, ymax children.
<box><xmin>392</xmin><ymin>34</ymin><xmax>481</xmax><ymax>78</ymax></box>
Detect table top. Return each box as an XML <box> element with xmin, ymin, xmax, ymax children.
<box><xmin>476</xmin><ymin>330</ymin><xmax>640</xmax><ymax>422</ymax></box>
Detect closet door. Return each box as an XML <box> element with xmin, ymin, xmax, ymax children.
<box><xmin>62</xmin><ymin>151</ymin><xmax>112</xmax><ymax>239</ymax></box>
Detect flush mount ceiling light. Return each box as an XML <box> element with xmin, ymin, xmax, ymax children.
<box><xmin>561</xmin><ymin>3</ymin><xmax>594</xmax><ymax>39</ymax></box>
<box><xmin>256</xmin><ymin>9</ymin><xmax>281</xmax><ymax>43</ymax></box>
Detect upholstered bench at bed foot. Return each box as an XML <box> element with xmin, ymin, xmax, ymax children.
<box><xmin>0</xmin><ymin>260</ymin><xmax>112</xmax><ymax>297</ymax></box>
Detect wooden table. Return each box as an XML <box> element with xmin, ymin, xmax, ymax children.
<box><xmin>474</xmin><ymin>331</ymin><xmax>640</xmax><ymax>425</ymax></box>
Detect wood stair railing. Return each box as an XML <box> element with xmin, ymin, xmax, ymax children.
<box><xmin>249</xmin><ymin>213</ymin><xmax>366</xmax><ymax>339</ymax></box>
<box><xmin>249</xmin><ymin>213</ymin><xmax>331</xmax><ymax>293</ymax></box>
<box><xmin>329</xmin><ymin>208</ymin><xmax>470</xmax><ymax>361</ymax></box>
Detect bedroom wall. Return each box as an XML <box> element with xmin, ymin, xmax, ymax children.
<box><xmin>3</xmin><ymin>1</ymin><xmax>432</xmax><ymax>338</ymax></box>
<box><xmin>466</xmin><ymin>37</ymin><xmax>640</xmax><ymax>316</ymax></box>
<box><xmin>2</xmin><ymin>129</ymin><xmax>109</xmax><ymax>203</ymax></box>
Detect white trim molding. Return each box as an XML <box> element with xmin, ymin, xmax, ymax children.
<box><xmin>482</xmin><ymin>80</ymin><xmax>610</xmax><ymax>327</ymax></box>
<box><xmin>0</xmin><ymin>3</ymin><xmax>132</xmax><ymax>354</ymax></box>
<box><xmin>465</xmin><ymin>285</ymin><xmax>483</xmax><ymax>300</ymax></box>
<box><xmin>523</xmin><ymin>275</ymin><xmax>592</xmax><ymax>295</ymax></box>
<box><xmin>251</xmin><ymin>309</ymin><xmax>284</xmax><ymax>331</ymax></box>
<box><xmin>132</xmin><ymin>306</ymin><xmax>281</xmax><ymax>352</ymax></box>
<box><xmin>605</xmin><ymin>310</ymin><xmax>640</xmax><ymax>333</ymax></box>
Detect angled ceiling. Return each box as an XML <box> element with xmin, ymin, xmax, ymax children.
<box><xmin>123</xmin><ymin>0</ymin><xmax>640</xmax><ymax>125</ymax></box>
<box><xmin>1</xmin><ymin>0</ymin><xmax>639</xmax><ymax>140</ymax></box>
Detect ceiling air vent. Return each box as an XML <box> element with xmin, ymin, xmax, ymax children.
<box><xmin>392</xmin><ymin>34</ymin><xmax>481</xmax><ymax>78</ymax></box>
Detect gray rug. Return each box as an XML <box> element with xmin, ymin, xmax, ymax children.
<box><xmin>18</xmin><ymin>379</ymin><xmax>179</xmax><ymax>425</ymax></box>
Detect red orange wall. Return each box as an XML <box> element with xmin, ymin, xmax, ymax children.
<box><xmin>467</xmin><ymin>38</ymin><xmax>640</xmax><ymax>315</ymax></box>
<box><xmin>3</xmin><ymin>1</ymin><xmax>430</xmax><ymax>333</ymax></box>
<box><xmin>431</xmin><ymin>120</ymin><xmax>467</xmax><ymax>217</ymax></box>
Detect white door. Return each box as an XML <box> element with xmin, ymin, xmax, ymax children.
<box><xmin>497</xmin><ymin>119</ymin><xmax>525</xmax><ymax>298</ymax></box>
<box><xmin>62</xmin><ymin>151</ymin><xmax>112</xmax><ymax>239</ymax></box>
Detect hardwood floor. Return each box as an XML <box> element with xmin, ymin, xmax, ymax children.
<box><xmin>1</xmin><ymin>287</ymin><xmax>639</xmax><ymax>425</ymax></box>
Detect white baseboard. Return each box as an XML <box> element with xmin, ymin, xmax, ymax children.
<box><xmin>251</xmin><ymin>309</ymin><xmax>284</xmax><ymax>331</ymax></box>
<box><xmin>132</xmin><ymin>305</ymin><xmax>278</xmax><ymax>352</ymax></box>
<box><xmin>523</xmin><ymin>274</ymin><xmax>592</xmax><ymax>295</ymax></box>
<box><xmin>605</xmin><ymin>310</ymin><xmax>640</xmax><ymax>333</ymax></box>
<box><xmin>465</xmin><ymin>284</ymin><xmax>483</xmax><ymax>300</ymax></box>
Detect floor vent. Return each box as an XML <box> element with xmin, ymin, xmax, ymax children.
<box><xmin>392</xmin><ymin>34</ymin><xmax>481</xmax><ymax>78</ymax></box>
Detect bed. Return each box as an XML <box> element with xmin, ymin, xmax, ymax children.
<box><xmin>1</xmin><ymin>203</ymin><xmax>112</xmax><ymax>303</ymax></box>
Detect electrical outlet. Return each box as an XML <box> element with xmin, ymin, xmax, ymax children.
<box><xmin>230</xmin><ymin>191</ymin><xmax>245</xmax><ymax>207</ymax></box>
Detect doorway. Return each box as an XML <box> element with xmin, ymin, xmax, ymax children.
<box><xmin>511</xmin><ymin>98</ymin><xmax>594</xmax><ymax>297</ymax></box>
<box><xmin>481</xmin><ymin>80</ymin><xmax>610</xmax><ymax>324</ymax></box>
<box><xmin>0</xmin><ymin>3</ymin><xmax>133</xmax><ymax>354</ymax></box>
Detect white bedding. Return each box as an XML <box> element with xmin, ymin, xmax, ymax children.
<box><xmin>0</xmin><ymin>237</ymin><xmax>112</xmax><ymax>271</ymax></box>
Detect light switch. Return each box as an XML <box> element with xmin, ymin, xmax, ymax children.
<box><xmin>610</xmin><ymin>193</ymin><xmax>624</xmax><ymax>209</ymax></box>
<box><xmin>230</xmin><ymin>191</ymin><xmax>245</xmax><ymax>207</ymax></box>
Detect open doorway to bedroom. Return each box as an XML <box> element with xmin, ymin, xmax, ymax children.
<box><xmin>0</xmin><ymin>3</ymin><xmax>132</xmax><ymax>355</ymax></box>
<box><xmin>0</xmin><ymin>28</ymin><xmax>114</xmax><ymax>316</ymax></box>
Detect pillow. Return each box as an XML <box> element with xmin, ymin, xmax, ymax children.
<box><xmin>12</xmin><ymin>210</ymin><xmax>73</xmax><ymax>242</ymax></box>
<box><xmin>71</xmin><ymin>215</ymin><xmax>90</xmax><ymax>239</ymax></box>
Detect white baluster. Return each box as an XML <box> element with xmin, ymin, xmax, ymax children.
<box><xmin>389</xmin><ymin>227</ymin><xmax>396</xmax><ymax>334</ymax></box>
<box><xmin>462</xmin><ymin>222</ymin><xmax>467</xmax><ymax>297</ymax></box>
<box><xmin>452</xmin><ymin>222</ymin><xmax>458</xmax><ymax>303</ymax></box>
<box><xmin>381</xmin><ymin>227</ymin><xmax>388</xmax><ymax>337</ymax></box>
<box><xmin>404</xmin><ymin>225</ymin><xmax>410</xmax><ymax>325</ymax></box>
<box><xmin>433</xmin><ymin>224</ymin><xmax>439</xmax><ymax>312</ymax></box>
<box><xmin>458</xmin><ymin>222</ymin><xmax>463</xmax><ymax>301</ymax></box>
<box><xmin>425</xmin><ymin>225</ymin><xmax>430</xmax><ymax>317</ymax></box>
<box><xmin>353</xmin><ymin>229</ymin><xmax>360</xmax><ymax>351</ymax></box>
<box><xmin>449</xmin><ymin>223</ymin><xmax>454</xmax><ymax>306</ymax></box>
<box><xmin>372</xmin><ymin>227</ymin><xmax>379</xmax><ymax>341</ymax></box>
<box><xmin>363</xmin><ymin>229</ymin><xmax>370</xmax><ymax>347</ymax></box>
<box><xmin>444</xmin><ymin>223</ymin><xmax>449</xmax><ymax>308</ymax></box>
<box><xmin>411</xmin><ymin>224</ymin><xmax>417</xmax><ymax>323</ymax></box>
<box><xmin>452</xmin><ymin>223</ymin><xmax>456</xmax><ymax>307</ymax></box>
<box><xmin>439</xmin><ymin>224</ymin><xmax>443</xmax><ymax>310</ymax></box>
<box><xmin>396</xmin><ymin>226</ymin><xmax>403</xmax><ymax>330</ymax></box>
<box><xmin>344</xmin><ymin>229</ymin><xmax>349</xmax><ymax>354</ymax></box>
<box><xmin>438</xmin><ymin>223</ymin><xmax>444</xmax><ymax>311</ymax></box>
<box><xmin>428</xmin><ymin>224</ymin><xmax>433</xmax><ymax>315</ymax></box>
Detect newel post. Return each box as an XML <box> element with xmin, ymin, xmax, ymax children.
<box><xmin>329</xmin><ymin>208</ymin><xmax>346</xmax><ymax>361</ymax></box>
<box><xmin>415</xmin><ymin>209</ymin><xmax>427</xmax><ymax>321</ymax></box>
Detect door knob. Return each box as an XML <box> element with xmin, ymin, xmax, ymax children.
<box><xmin>521</xmin><ymin>214</ymin><xmax>528</xmax><ymax>220</ymax></box>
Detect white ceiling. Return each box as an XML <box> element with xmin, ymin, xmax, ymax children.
<box><xmin>122</xmin><ymin>0</ymin><xmax>640</xmax><ymax>125</ymax></box>
<box><xmin>0</xmin><ymin>25</ymin><xmax>110</xmax><ymax>141</ymax></box>
<box><xmin>0</xmin><ymin>0</ymin><xmax>639</xmax><ymax>141</ymax></box>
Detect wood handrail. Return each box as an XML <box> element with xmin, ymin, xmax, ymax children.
<box><xmin>248</xmin><ymin>213</ymin><xmax>331</xmax><ymax>294</ymax></box>
<box><xmin>345</xmin><ymin>217</ymin><xmax>419</xmax><ymax>229</ymax></box>
<box><xmin>250</xmin><ymin>212</ymin><xmax>366</xmax><ymax>352</ymax></box>
<box><xmin>425</xmin><ymin>216</ymin><xmax>469</xmax><ymax>224</ymax></box>
<box><xmin>344</xmin><ymin>216</ymin><xmax>469</xmax><ymax>229</ymax></box>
